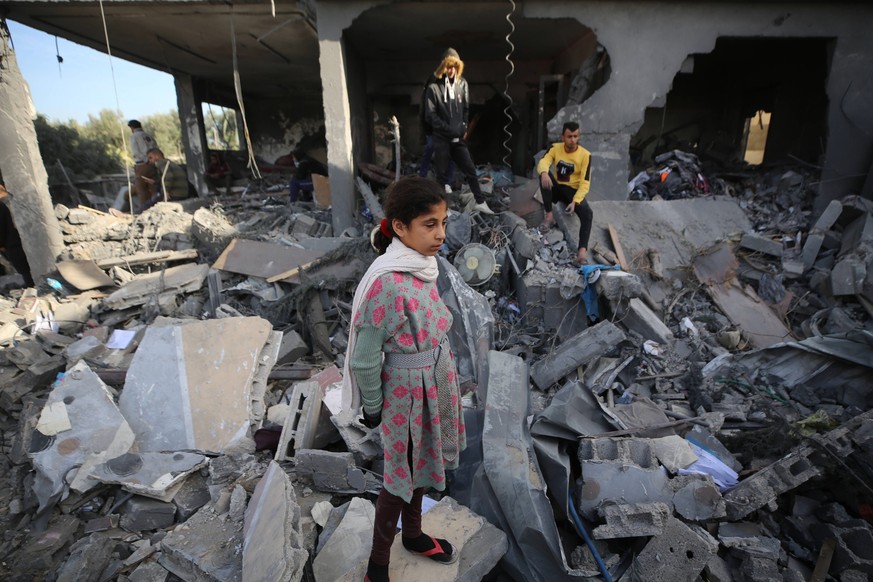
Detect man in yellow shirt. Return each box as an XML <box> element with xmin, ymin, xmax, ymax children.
<box><xmin>536</xmin><ymin>121</ymin><xmax>593</xmax><ymax>263</ymax></box>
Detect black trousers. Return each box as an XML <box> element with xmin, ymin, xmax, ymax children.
<box><xmin>433</xmin><ymin>136</ymin><xmax>484</xmax><ymax>204</ymax></box>
<box><xmin>542</xmin><ymin>176</ymin><xmax>594</xmax><ymax>250</ymax></box>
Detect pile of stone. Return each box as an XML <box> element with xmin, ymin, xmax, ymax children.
<box><xmin>0</xmin><ymin>162</ymin><xmax>871</xmax><ymax>581</ymax></box>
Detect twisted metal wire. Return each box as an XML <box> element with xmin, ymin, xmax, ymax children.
<box><xmin>501</xmin><ymin>0</ymin><xmax>516</xmax><ymax>168</ymax></box>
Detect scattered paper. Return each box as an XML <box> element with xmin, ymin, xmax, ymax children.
<box><xmin>107</xmin><ymin>329</ymin><xmax>136</xmax><ymax>350</ymax></box>
<box><xmin>36</xmin><ymin>401</ymin><xmax>72</xmax><ymax>436</ymax></box>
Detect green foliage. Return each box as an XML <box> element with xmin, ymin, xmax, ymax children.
<box><xmin>142</xmin><ymin>111</ymin><xmax>184</xmax><ymax>162</ymax></box>
<box><xmin>34</xmin><ymin>114</ymin><xmax>122</xmax><ymax>185</ymax></box>
<box><xmin>202</xmin><ymin>103</ymin><xmax>241</xmax><ymax>151</ymax></box>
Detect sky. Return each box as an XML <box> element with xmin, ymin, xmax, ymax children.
<box><xmin>8</xmin><ymin>21</ymin><xmax>179</xmax><ymax>124</ymax></box>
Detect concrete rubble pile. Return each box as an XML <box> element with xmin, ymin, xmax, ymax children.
<box><xmin>0</xmin><ymin>160</ymin><xmax>871</xmax><ymax>581</ymax></box>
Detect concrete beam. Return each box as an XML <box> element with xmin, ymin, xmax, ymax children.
<box><xmin>174</xmin><ymin>73</ymin><xmax>209</xmax><ymax>196</ymax></box>
<box><xmin>0</xmin><ymin>23</ymin><xmax>66</xmax><ymax>280</ymax></box>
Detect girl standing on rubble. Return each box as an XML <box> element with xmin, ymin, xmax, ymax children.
<box><xmin>343</xmin><ymin>176</ymin><xmax>464</xmax><ymax>582</ymax></box>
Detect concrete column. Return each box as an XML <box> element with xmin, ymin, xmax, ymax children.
<box><xmin>316</xmin><ymin>1</ymin><xmax>381</xmax><ymax>235</ymax></box>
<box><xmin>174</xmin><ymin>73</ymin><xmax>208</xmax><ymax>196</ymax></box>
<box><xmin>0</xmin><ymin>21</ymin><xmax>65</xmax><ymax>281</ymax></box>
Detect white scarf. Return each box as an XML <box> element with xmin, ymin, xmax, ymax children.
<box><xmin>341</xmin><ymin>237</ymin><xmax>439</xmax><ymax>411</ymax></box>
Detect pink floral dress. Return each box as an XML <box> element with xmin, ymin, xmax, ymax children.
<box><xmin>353</xmin><ymin>271</ymin><xmax>466</xmax><ymax>502</ymax></box>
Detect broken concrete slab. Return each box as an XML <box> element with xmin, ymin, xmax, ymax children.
<box><xmin>103</xmin><ymin>263</ymin><xmax>209</xmax><ymax>310</ymax></box>
<box><xmin>329</xmin><ymin>409</ymin><xmax>383</xmax><ymax>464</ymax></box>
<box><xmin>29</xmin><ymin>361</ymin><xmax>135</xmax><ymax>511</ymax></box>
<box><xmin>213</xmin><ymin>238</ymin><xmax>325</xmax><ymax>281</ymax></box>
<box><xmin>831</xmin><ymin>257</ymin><xmax>866</xmax><ymax>295</ymax></box>
<box><xmin>119</xmin><ymin>317</ymin><xmax>274</xmax><ymax>453</ymax></box>
<box><xmin>294</xmin><ymin>449</ymin><xmax>368</xmax><ymax>493</ymax></box>
<box><xmin>587</xmin><ymin>198</ymin><xmax>752</xmax><ymax>278</ymax></box>
<box><xmin>55</xmin><ymin>533</ymin><xmax>115</xmax><ymax>582</ymax></box>
<box><xmin>14</xmin><ymin>515</ymin><xmax>81</xmax><ymax>574</ymax></box>
<box><xmin>312</xmin><ymin>496</ymin><xmax>374</xmax><ymax>582</ymax></box>
<box><xmin>172</xmin><ymin>471</ymin><xmax>211</xmax><ymax>521</ymax></box>
<box><xmin>120</xmin><ymin>496</ymin><xmax>176</xmax><ymax>532</ymax></box>
<box><xmin>530</xmin><ymin>320</ymin><xmax>626</xmax><ymax>389</ymax></box>
<box><xmin>277</xmin><ymin>329</ymin><xmax>309</xmax><ymax>364</ymax></box>
<box><xmin>693</xmin><ymin>242</ymin><xmax>794</xmax><ymax>348</ymax></box>
<box><xmin>630</xmin><ymin>516</ymin><xmax>718</xmax><ymax>580</ymax></box>
<box><xmin>159</xmin><ymin>501</ymin><xmax>244</xmax><ymax>582</ymax></box>
<box><xmin>90</xmin><ymin>451</ymin><xmax>208</xmax><ymax>501</ymax></box>
<box><xmin>243</xmin><ymin>461</ymin><xmax>307</xmax><ymax>582</ymax></box>
<box><xmin>384</xmin><ymin>496</ymin><xmax>508</xmax><ymax>582</ymax></box>
<box><xmin>620</xmin><ymin>297</ymin><xmax>674</xmax><ymax>344</ymax></box>
<box><xmin>128</xmin><ymin>561</ymin><xmax>170</xmax><ymax>582</ymax></box>
<box><xmin>56</xmin><ymin>259</ymin><xmax>115</xmax><ymax>290</ymax></box>
<box><xmin>739</xmin><ymin>233</ymin><xmax>783</xmax><ymax>257</ymax></box>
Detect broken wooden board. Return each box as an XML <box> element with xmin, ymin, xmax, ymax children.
<box><xmin>312</xmin><ymin>174</ymin><xmax>332</xmax><ymax>209</ymax></box>
<box><xmin>213</xmin><ymin>238</ymin><xmax>325</xmax><ymax>280</ymax></box>
<box><xmin>693</xmin><ymin>242</ymin><xmax>794</xmax><ymax>349</ymax></box>
<box><xmin>96</xmin><ymin>249</ymin><xmax>198</xmax><ymax>269</ymax></box>
<box><xmin>56</xmin><ymin>259</ymin><xmax>115</xmax><ymax>291</ymax></box>
<box><xmin>607</xmin><ymin>224</ymin><xmax>629</xmax><ymax>270</ymax></box>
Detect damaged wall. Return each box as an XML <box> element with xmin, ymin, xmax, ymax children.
<box><xmin>529</xmin><ymin>1</ymin><xmax>873</xmax><ymax>209</ymax></box>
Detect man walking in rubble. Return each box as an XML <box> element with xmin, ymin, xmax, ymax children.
<box><xmin>128</xmin><ymin>119</ymin><xmax>158</xmax><ymax>206</ymax></box>
<box><xmin>537</xmin><ymin>121</ymin><xmax>594</xmax><ymax>264</ymax></box>
<box><xmin>424</xmin><ymin>48</ymin><xmax>494</xmax><ymax>215</ymax></box>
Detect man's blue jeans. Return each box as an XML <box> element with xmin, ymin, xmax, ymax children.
<box><xmin>418</xmin><ymin>134</ymin><xmax>455</xmax><ymax>184</ymax></box>
<box><xmin>289</xmin><ymin>177</ymin><xmax>313</xmax><ymax>202</ymax></box>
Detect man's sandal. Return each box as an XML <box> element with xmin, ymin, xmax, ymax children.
<box><xmin>403</xmin><ymin>535</ymin><xmax>459</xmax><ymax>564</ymax></box>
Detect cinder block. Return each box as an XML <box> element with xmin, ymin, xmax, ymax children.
<box><xmin>593</xmin><ymin>502</ymin><xmax>670</xmax><ymax>539</ymax></box>
<box><xmin>578</xmin><ymin>437</ymin><xmax>656</xmax><ymax>467</ymax></box>
<box><xmin>515</xmin><ymin>267</ymin><xmax>579</xmax><ymax>332</ymax></box>
<box><xmin>630</xmin><ymin>517</ymin><xmax>717</xmax><ymax>581</ymax></box>
<box><xmin>275</xmin><ymin>381</ymin><xmax>324</xmax><ymax>461</ymax></box>
<box><xmin>576</xmin><ymin>439</ymin><xmax>670</xmax><ymax>521</ymax></box>
<box><xmin>294</xmin><ymin>449</ymin><xmax>366</xmax><ymax>493</ymax></box>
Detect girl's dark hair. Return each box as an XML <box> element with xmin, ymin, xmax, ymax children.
<box><xmin>372</xmin><ymin>176</ymin><xmax>447</xmax><ymax>255</ymax></box>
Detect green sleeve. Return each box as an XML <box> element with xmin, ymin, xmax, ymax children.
<box><xmin>350</xmin><ymin>325</ymin><xmax>389</xmax><ymax>416</ymax></box>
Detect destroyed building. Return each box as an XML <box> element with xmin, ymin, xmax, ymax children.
<box><xmin>0</xmin><ymin>1</ymin><xmax>873</xmax><ymax>581</ymax></box>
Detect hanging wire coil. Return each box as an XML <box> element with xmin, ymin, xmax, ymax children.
<box><xmin>501</xmin><ymin>0</ymin><xmax>516</xmax><ymax>169</ymax></box>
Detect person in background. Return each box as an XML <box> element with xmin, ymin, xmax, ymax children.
<box><xmin>418</xmin><ymin>73</ymin><xmax>455</xmax><ymax>185</ymax></box>
<box><xmin>128</xmin><ymin>119</ymin><xmax>158</xmax><ymax>205</ymax></box>
<box><xmin>424</xmin><ymin>48</ymin><xmax>494</xmax><ymax>215</ymax></box>
<box><xmin>0</xmin><ymin>183</ymin><xmax>34</xmax><ymax>287</ymax></box>
<box><xmin>289</xmin><ymin>149</ymin><xmax>327</xmax><ymax>203</ymax></box>
<box><xmin>205</xmin><ymin>152</ymin><xmax>232</xmax><ymax>195</ymax></box>
<box><xmin>344</xmin><ymin>177</ymin><xmax>465</xmax><ymax>582</ymax></box>
<box><xmin>536</xmin><ymin>121</ymin><xmax>594</xmax><ymax>264</ymax></box>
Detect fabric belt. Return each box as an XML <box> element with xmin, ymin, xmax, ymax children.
<box><xmin>385</xmin><ymin>345</ymin><xmax>441</xmax><ymax>368</ymax></box>
<box><xmin>383</xmin><ymin>337</ymin><xmax>458</xmax><ymax>462</ymax></box>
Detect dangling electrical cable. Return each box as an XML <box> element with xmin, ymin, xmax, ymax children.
<box><xmin>501</xmin><ymin>0</ymin><xmax>516</xmax><ymax>169</ymax></box>
<box><xmin>98</xmin><ymin>0</ymin><xmax>134</xmax><ymax>213</ymax></box>
<box><xmin>230</xmin><ymin>8</ymin><xmax>262</xmax><ymax>180</ymax></box>
<box><xmin>54</xmin><ymin>36</ymin><xmax>63</xmax><ymax>77</ymax></box>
